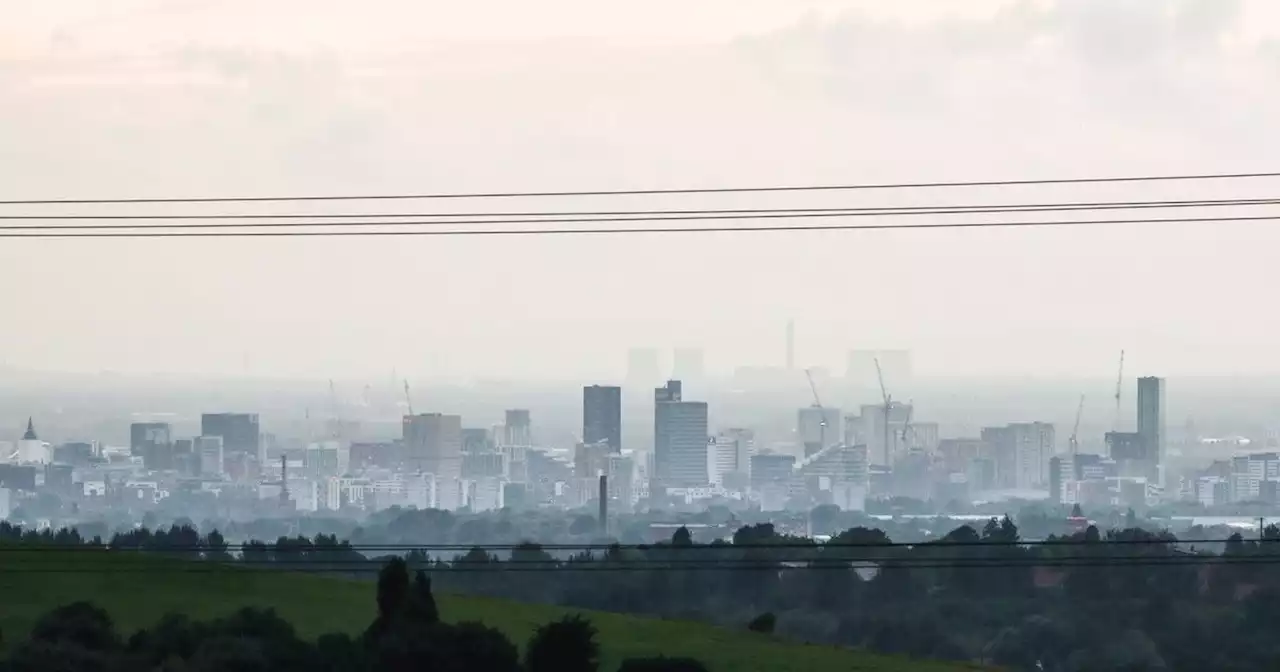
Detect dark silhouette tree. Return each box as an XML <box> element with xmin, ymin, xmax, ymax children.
<box><xmin>406</xmin><ymin>570</ymin><xmax>440</xmax><ymax>625</ymax></box>
<box><xmin>747</xmin><ymin>612</ymin><xmax>776</xmax><ymax>634</ymax></box>
<box><xmin>524</xmin><ymin>615</ymin><xmax>600</xmax><ymax>672</ymax></box>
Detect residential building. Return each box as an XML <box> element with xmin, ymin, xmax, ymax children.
<box><xmin>1137</xmin><ymin>377</ymin><xmax>1166</xmax><ymax>475</ymax></box>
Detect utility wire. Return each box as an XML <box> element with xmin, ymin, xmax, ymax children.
<box><xmin>2</xmin><ymin>196</ymin><xmax>1278</xmax><ymax>224</ymax></box>
<box><xmin>1</xmin><ymin>537</ymin><xmax>1253</xmax><ymax>551</ymax></box>
<box><xmin>1</xmin><ymin>170</ymin><xmax>1278</xmax><ymax>205</ymax></box>
<box><xmin>4</xmin><ymin>212</ymin><xmax>1280</xmax><ymax>238</ymax></box>
<box><xmin>0</xmin><ymin>556</ymin><xmax>1274</xmax><ymax>574</ymax></box>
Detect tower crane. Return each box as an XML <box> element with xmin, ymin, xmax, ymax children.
<box><xmin>403</xmin><ymin>380</ymin><xmax>415</xmax><ymax>417</ymax></box>
<box><xmin>875</xmin><ymin>357</ymin><xmax>893</xmax><ymax>466</ymax></box>
<box><xmin>1113</xmin><ymin>350</ymin><xmax>1125</xmax><ymax>430</ymax></box>
<box><xmin>804</xmin><ymin>368</ymin><xmax>828</xmax><ymax>452</ymax></box>
<box><xmin>1070</xmin><ymin>394</ymin><xmax>1084</xmax><ymax>458</ymax></box>
<box><xmin>901</xmin><ymin>400</ymin><xmax>917</xmax><ymax>453</ymax></box>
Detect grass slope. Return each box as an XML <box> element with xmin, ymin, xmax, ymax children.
<box><xmin>0</xmin><ymin>551</ymin><xmax>984</xmax><ymax>672</ymax></box>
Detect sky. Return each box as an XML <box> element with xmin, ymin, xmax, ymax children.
<box><xmin>2</xmin><ymin>0</ymin><xmax>1280</xmax><ymax>382</ymax></box>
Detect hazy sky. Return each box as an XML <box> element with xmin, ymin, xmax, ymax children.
<box><xmin>3</xmin><ymin>0</ymin><xmax>1280</xmax><ymax>382</ymax></box>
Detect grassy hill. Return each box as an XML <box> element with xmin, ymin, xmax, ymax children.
<box><xmin>0</xmin><ymin>550</ymin><xmax>985</xmax><ymax>672</ymax></box>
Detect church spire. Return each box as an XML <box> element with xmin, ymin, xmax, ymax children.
<box><xmin>22</xmin><ymin>417</ymin><xmax>37</xmax><ymax>441</ymax></box>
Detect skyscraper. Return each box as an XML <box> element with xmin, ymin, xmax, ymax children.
<box><xmin>583</xmin><ymin>385</ymin><xmax>622</xmax><ymax>452</ymax></box>
<box><xmin>131</xmin><ymin>422</ymin><xmax>173</xmax><ymax>470</ymax></box>
<box><xmin>1137</xmin><ymin>376</ymin><xmax>1166</xmax><ymax>471</ymax></box>
<box><xmin>653</xmin><ymin>380</ymin><xmax>709</xmax><ymax>488</ymax></box>
<box><xmin>503</xmin><ymin>409</ymin><xmax>532</xmax><ymax>446</ymax></box>
<box><xmin>403</xmin><ymin>413</ymin><xmax>463</xmax><ymax>508</ymax></box>
<box><xmin>200</xmin><ymin>414</ymin><xmax>260</xmax><ymax>460</ymax></box>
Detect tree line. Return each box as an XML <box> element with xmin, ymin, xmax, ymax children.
<box><xmin>7</xmin><ymin>517</ymin><xmax>1280</xmax><ymax>670</ymax></box>
<box><xmin>0</xmin><ymin>552</ymin><xmax>707</xmax><ymax>672</ymax></box>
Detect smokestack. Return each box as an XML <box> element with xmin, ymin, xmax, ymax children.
<box><xmin>598</xmin><ymin>474</ymin><xmax>608</xmax><ymax>535</ymax></box>
<box><xmin>786</xmin><ymin>320</ymin><xmax>795</xmax><ymax>369</ymax></box>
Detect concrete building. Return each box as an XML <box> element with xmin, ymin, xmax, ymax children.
<box><xmin>708</xmin><ymin>429</ymin><xmax>753</xmax><ymax>488</ymax></box>
<box><xmin>198</xmin><ymin>412</ymin><xmax>258</xmax><ymax>468</ymax></box>
<box><xmin>860</xmin><ymin>402</ymin><xmax>911</xmax><ymax>466</ymax></box>
<box><xmin>653</xmin><ymin>380</ymin><xmax>710</xmax><ymax>488</ymax></box>
<box><xmin>195</xmin><ymin>436</ymin><xmax>225</xmax><ymax>477</ymax></box>
<box><xmin>1137</xmin><ymin>377</ymin><xmax>1166</xmax><ymax>474</ymax></box>
<box><xmin>403</xmin><ymin>413</ymin><xmax>463</xmax><ymax>509</ymax></box>
<box><xmin>583</xmin><ymin>385</ymin><xmax>622</xmax><ymax>452</ymax></box>
<box><xmin>503</xmin><ymin>410</ymin><xmax>532</xmax><ymax>447</ymax></box>
<box><xmin>798</xmin><ymin>406</ymin><xmax>842</xmax><ymax>457</ymax></box>
<box><xmin>750</xmin><ymin>452</ymin><xmax>796</xmax><ymax>492</ymax></box>
<box><xmin>130</xmin><ymin>422</ymin><xmax>172</xmax><ymax>469</ymax></box>
<box><xmin>982</xmin><ymin>422</ymin><xmax>1055</xmax><ymax>490</ymax></box>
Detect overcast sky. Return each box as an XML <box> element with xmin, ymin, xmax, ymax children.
<box><xmin>2</xmin><ymin>0</ymin><xmax>1280</xmax><ymax>382</ymax></box>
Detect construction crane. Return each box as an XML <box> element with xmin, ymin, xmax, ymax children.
<box><xmin>403</xmin><ymin>380</ymin><xmax>415</xmax><ymax>417</ymax></box>
<box><xmin>804</xmin><ymin>368</ymin><xmax>828</xmax><ymax>452</ymax></box>
<box><xmin>874</xmin><ymin>357</ymin><xmax>893</xmax><ymax>466</ymax></box>
<box><xmin>1113</xmin><ymin>350</ymin><xmax>1125</xmax><ymax>430</ymax></box>
<box><xmin>1070</xmin><ymin>394</ymin><xmax>1085</xmax><ymax>458</ymax></box>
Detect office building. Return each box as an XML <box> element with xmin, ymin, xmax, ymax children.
<box><xmin>708</xmin><ymin>428</ymin><xmax>754</xmax><ymax>488</ymax></box>
<box><xmin>583</xmin><ymin>385</ymin><xmax>622</xmax><ymax>452</ymax></box>
<box><xmin>1137</xmin><ymin>377</ymin><xmax>1166</xmax><ymax>470</ymax></box>
<box><xmin>798</xmin><ymin>406</ymin><xmax>842</xmax><ymax>457</ymax></box>
<box><xmin>503</xmin><ymin>409</ymin><xmax>532</xmax><ymax>446</ymax></box>
<box><xmin>574</xmin><ymin>440</ymin><xmax>611</xmax><ymax>479</ymax></box>
<box><xmin>196</xmin><ymin>436</ymin><xmax>225</xmax><ymax>477</ymax></box>
<box><xmin>982</xmin><ymin>422</ymin><xmax>1055</xmax><ymax>490</ymax></box>
<box><xmin>403</xmin><ymin>413</ymin><xmax>463</xmax><ymax>509</ymax></box>
<box><xmin>861</xmin><ymin>402</ymin><xmax>912</xmax><ymax>466</ymax></box>
<box><xmin>130</xmin><ymin>422</ymin><xmax>172</xmax><ymax>470</ymax></box>
<box><xmin>653</xmin><ymin>380</ymin><xmax>710</xmax><ymax>488</ymax></box>
<box><xmin>200</xmin><ymin>413</ymin><xmax>260</xmax><ymax>464</ymax></box>
<box><xmin>750</xmin><ymin>452</ymin><xmax>796</xmax><ymax>492</ymax></box>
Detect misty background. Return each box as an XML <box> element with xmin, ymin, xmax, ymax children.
<box><xmin>3</xmin><ymin>0</ymin><xmax>1280</xmax><ymax>443</ymax></box>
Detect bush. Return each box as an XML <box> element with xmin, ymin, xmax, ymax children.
<box><xmin>747</xmin><ymin>612</ymin><xmax>776</xmax><ymax>634</ymax></box>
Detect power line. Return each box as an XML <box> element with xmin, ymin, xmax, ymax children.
<box><xmin>0</xmin><ymin>537</ymin><xmax>1252</xmax><ymax>551</ymax></box>
<box><xmin>1</xmin><ymin>170</ymin><xmax>1278</xmax><ymax>205</ymax></box>
<box><xmin>2</xmin><ymin>196</ymin><xmax>1278</xmax><ymax>223</ymax></box>
<box><xmin>0</xmin><ymin>556</ymin><xmax>1272</xmax><ymax>574</ymax></box>
<box><xmin>3</xmin><ymin>197</ymin><xmax>1280</xmax><ymax>232</ymax></box>
<box><xmin>3</xmin><ymin>212</ymin><xmax>1280</xmax><ymax>238</ymax></box>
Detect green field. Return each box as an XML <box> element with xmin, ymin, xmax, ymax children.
<box><xmin>0</xmin><ymin>551</ymin><xmax>984</xmax><ymax>672</ymax></box>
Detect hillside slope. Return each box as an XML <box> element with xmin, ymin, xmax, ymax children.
<box><xmin>0</xmin><ymin>551</ymin><xmax>985</xmax><ymax>672</ymax></box>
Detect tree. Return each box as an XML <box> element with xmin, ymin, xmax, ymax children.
<box><xmin>747</xmin><ymin>612</ymin><xmax>776</xmax><ymax>634</ymax></box>
<box><xmin>570</xmin><ymin>515</ymin><xmax>598</xmax><ymax>537</ymax></box>
<box><xmin>29</xmin><ymin>602</ymin><xmax>119</xmax><ymax>652</ymax></box>
<box><xmin>405</xmin><ymin>570</ymin><xmax>439</xmax><ymax>625</ymax></box>
<box><xmin>525</xmin><ymin>616</ymin><xmax>600</xmax><ymax>672</ymax></box>
<box><xmin>671</xmin><ymin>526</ymin><xmax>692</xmax><ymax>546</ymax></box>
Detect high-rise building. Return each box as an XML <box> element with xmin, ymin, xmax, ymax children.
<box><xmin>403</xmin><ymin>413</ymin><xmax>463</xmax><ymax>509</ymax></box>
<box><xmin>503</xmin><ymin>410</ymin><xmax>532</xmax><ymax>446</ymax></box>
<box><xmin>750</xmin><ymin>452</ymin><xmax>796</xmax><ymax>492</ymax></box>
<box><xmin>1137</xmin><ymin>377</ymin><xmax>1166</xmax><ymax>470</ymax></box>
<box><xmin>583</xmin><ymin>385</ymin><xmax>622</xmax><ymax>452</ymax></box>
<box><xmin>982</xmin><ymin>422</ymin><xmax>1055</xmax><ymax>490</ymax></box>
<box><xmin>200</xmin><ymin>414</ymin><xmax>260</xmax><ymax>462</ymax></box>
<box><xmin>653</xmin><ymin>380</ymin><xmax>709</xmax><ymax>488</ymax></box>
<box><xmin>798</xmin><ymin>406</ymin><xmax>842</xmax><ymax>457</ymax></box>
<box><xmin>195</xmin><ymin>436</ymin><xmax>225</xmax><ymax>477</ymax></box>
<box><xmin>709</xmin><ymin>428</ymin><xmax>754</xmax><ymax>488</ymax></box>
<box><xmin>860</xmin><ymin>402</ymin><xmax>912</xmax><ymax>466</ymax></box>
<box><xmin>130</xmin><ymin>422</ymin><xmax>172</xmax><ymax>470</ymax></box>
